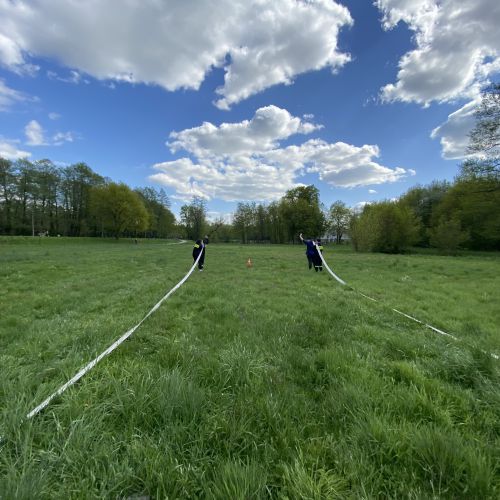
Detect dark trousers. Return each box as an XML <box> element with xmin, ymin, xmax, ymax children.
<box><xmin>193</xmin><ymin>249</ymin><xmax>205</xmax><ymax>269</ymax></box>
<box><xmin>198</xmin><ymin>251</ymin><xmax>205</xmax><ymax>269</ymax></box>
<box><xmin>312</xmin><ymin>253</ymin><xmax>322</xmax><ymax>271</ymax></box>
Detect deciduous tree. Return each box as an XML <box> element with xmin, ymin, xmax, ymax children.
<box><xmin>462</xmin><ymin>82</ymin><xmax>500</xmax><ymax>180</ymax></box>
<box><xmin>90</xmin><ymin>183</ymin><xmax>149</xmax><ymax>239</ymax></box>
<box><xmin>180</xmin><ymin>196</ymin><xmax>207</xmax><ymax>240</ymax></box>
<box><xmin>328</xmin><ymin>200</ymin><xmax>351</xmax><ymax>244</ymax></box>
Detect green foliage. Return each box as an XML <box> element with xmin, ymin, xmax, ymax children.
<box><xmin>135</xmin><ymin>187</ymin><xmax>176</xmax><ymax>238</ymax></box>
<box><xmin>233</xmin><ymin>201</ymin><xmax>286</xmax><ymax>244</ymax></box>
<box><xmin>2</xmin><ymin>146</ymin><xmax>500</xmax><ymax>252</ymax></box>
<box><xmin>233</xmin><ymin>202</ymin><xmax>257</xmax><ymax>243</ymax></box>
<box><xmin>280</xmin><ymin>185</ymin><xmax>326</xmax><ymax>242</ymax></box>
<box><xmin>90</xmin><ymin>183</ymin><xmax>149</xmax><ymax>238</ymax></box>
<box><xmin>428</xmin><ymin>216</ymin><xmax>469</xmax><ymax>254</ymax></box>
<box><xmin>180</xmin><ymin>197</ymin><xmax>207</xmax><ymax>240</ymax></box>
<box><xmin>434</xmin><ymin>178</ymin><xmax>500</xmax><ymax>250</ymax></box>
<box><xmin>399</xmin><ymin>181</ymin><xmax>450</xmax><ymax>246</ymax></box>
<box><xmin>351</xmin><ymin>201</ymin><xmax>421</xmax><ymax>253</ymax></box>
<box><xmin>231</xmin><ymin>186</ymin><xmax>326</xmax><ymax>244</ymax></box>
<box><xmin>0</xmin><ymin>157</ymin><xmax>105</xmax><ymax>236</ymax></box>
<box><xmin>328</xmin><ymin>200</ymin><xmax>351</xmax><ymax>244</ymax></box>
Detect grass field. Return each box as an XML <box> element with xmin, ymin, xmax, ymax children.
<box><xmin>0</xmin><ymin>237</ymin><xmax>499</xmax><ymax>498</ymax></box>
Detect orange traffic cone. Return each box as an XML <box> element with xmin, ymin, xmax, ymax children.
<box><xmin>246</xmin><ymin>257</ymin><xmax>253</xmax><ymax>268</ymax></box>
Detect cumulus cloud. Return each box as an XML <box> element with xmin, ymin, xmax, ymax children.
<box><xmin>0</xmin><ymin>0</ymin><xmax>353</xmax><ymax>109</ymax></box>
<box><xmin>150</xmin><ymin>106</ymin><xmax>411</xmax><ymax>201</ymax></box>
<box><xmin>301</xmin><ymin>141</ymin><xmax>408</xmax><ymax>187</ymax></box>
<box><xmin>0</xmin><ymin>139</ymin><xmax>30</xmax><ymax>159</ymax></box>
<box><xmin>169</xmin><ymin>105</ymin><xmax>322</xmax><ymax>158</ymax></box>
<box><xmin>25</xmin><ymin>119</ymin><xmax>76</xmax><ymax>147</ymax></box>
<box><xmin>375</xmin><ymin>0</ymin><xmax>500</xmax><ymax>105</ymax></box>
<box><xmin>25</xmin><ymin>120</ymin><xmax>47</xmax><ymax>146</ymax></box>
<box><xmin>0</xmin><ymin>31</ymin><xmax>25</xmax><ymax>69</ymax></box>
<box><xmin>430</xmin><ymin>99</ymin><xmax>480</xmax><ymax>159</ymax></box>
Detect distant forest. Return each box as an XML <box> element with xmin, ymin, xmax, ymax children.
<box><xmin>1</xmin><ymin>84</ymin><xmax>498</xmax><ymax>253</ymax></box>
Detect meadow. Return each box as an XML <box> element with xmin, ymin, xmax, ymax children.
<box><xmin>0</xmin><ymin>237</ymin><xmax>499</xmax><ymax>499</ymax></box>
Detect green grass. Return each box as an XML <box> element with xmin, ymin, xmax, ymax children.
<box><xmin>0</xmin><ymin>238</ymin><xmax>499</xmax><ymax>498</ymax></box>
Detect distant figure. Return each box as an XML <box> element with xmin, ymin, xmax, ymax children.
<box><xmin>299</xmin><ymin>233</ymin><xmax>316</xmax><ymax>270</ymax></box>
<box><xmin>193</xmin><ymin>235</ymin><xmax>209</xmax><ymax>271</ymax></box>
<box><xmin>246</xmin><ymin>257</ymin><xmax>253</xmax><ymax>268</ymax></box>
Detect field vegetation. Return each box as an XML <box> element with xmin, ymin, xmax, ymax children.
<box><xmin>0</xmin><ymin>238</ymin><xmax>499</xmax><ymax>498</ymax></box>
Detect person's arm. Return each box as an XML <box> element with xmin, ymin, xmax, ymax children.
<box><xmin>299</xmin><ymin>233</ymin><xmax>304</xmax><ymax>243</ymax></box>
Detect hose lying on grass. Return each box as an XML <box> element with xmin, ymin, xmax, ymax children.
<box><xmin>317</xmin><ymin>247</ymin><xmax>498</xmax><ymax>361</ymax></box>
<box><xmin>26</xmin><ymin>245</ymin><xmax>203</xmax><ymax>420</ymax></box>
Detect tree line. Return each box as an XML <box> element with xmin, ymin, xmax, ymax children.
<box><xmin>1</xmin><ymin>83</ymin><xmax>498</xmax><ymax>252</ymax></box>
<box><xmin>1</xmin><ymin>156</ymin><xmax>498</xmax><ymax>251</ymax></box>
<box><xmin>351</xmin><ymin>82</ymin><xmax>499</xmax><ymax>253</ymax></box>
<box><xmin>350</xmin><ymin>175</ymin><xmax>500</xmax><ymax>253</ymax></box>
<box><xmin>0</xmin><ymin>158</ymin><xmax>176</xmax><ymax>238</ymax></box>
<box><xmin>181</xmin><ymin>83</ymin><xmax>500</xmax><ymax>253</ymax></box>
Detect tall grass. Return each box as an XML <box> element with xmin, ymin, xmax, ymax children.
<box><xmin>0</xmin><ymin>238</ymin><xmax>499</xmax><ymax>498</ymax></box>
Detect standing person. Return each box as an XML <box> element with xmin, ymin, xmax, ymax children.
<box><xmin>312</xmin><ymin>238</ymin><xmax>324</xmax><ymax>272</ymax></box>
<box><xmin>193</xmin><ymin>235</ymin><xmax>208</xmax><ymax>271</ymax></box>
<box><xmin>299</xmin><ymin>233</ymin><xmax>316</xmax><ymax>270</ymax></box>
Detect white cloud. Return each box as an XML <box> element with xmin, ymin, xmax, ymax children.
<box><xmin>0</xmin><ymin>31</ymin><xmax>38</xmax><ymax>75</ymax></box>
<box><xmin>375</xmin><ymin>0</ymin><xmax>500</xmax><ymax>105</ymax></box>
<box><xmin>151</xmin><ymin>106</ymin><xmax>412</xmax><ymax>201</ymax></box>
<box><xmin>168</xmin><ymin>105</ymin><xmax>321</xmax><ymax>158</ymax></box>
<box><xmin>47</xmin><ymin>69</ymin><xmax>85</xmax><ymax>84</ymax></box>
<box><xmin>352</xmin><ymin>201</ymin><xmax>370</xmax><ymax>212</ymax></box>
<box><xmin>151</xmin><ymin>156</ymin><xmax>298</xmax><ymax>202</ymax></box>
<box><xmin>430</xmin><ymin>99</ymin><xmax>479</xmax><ymax>159</ymax></box>
<box><xmin>25</xmin><ymin>119</ymin><xmax>76</xmax><ymax>147</ymax></box>
<box><xmin>0</xmin><ymin>31</ymin><xmax>24</xmax><ymax>68</ymax></box>
<box><xmin>0</xmin><ymin>139</ymin><xmax>30</xmax><ymax>159</ymax></box>
<box><xmin>52</xmin><ymin>131</ymin><xmax>75</xmax><ymax>145</ymax></box>
<box><xmin>0</xmin><ymin>78</ymin><xmax>30</xmax><ymax>111</ymax></box>
<box><xmin>368</xmin><ymin>189</ymin><xmax>377</xmax><ymax>194</ymax></box>
<box><xmin>206</xmin><ymin>211</ymin><xmax>233</xmax><ymax>223</ymax></box>
<box><xmin>25</xmin><ymin>120</ymin><xmax>47</xmax><ymax>146</ymax></box>
<box><xmin>0</xmin><ymin>0</ymin><xmax>352</xmax><ymax>109</ymax></box>
<box><xmin>48</xmin><ymin>112</ymin><xmax>61</xmax><ymax>120</ymax></box>
<box><xmin>301</xmin><ymin>140</ymin><xmax>408</xmax><ymax>187</ymax></box>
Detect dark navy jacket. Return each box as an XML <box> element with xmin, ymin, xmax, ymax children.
<box><xmin>303</xmin><ymin>239</ymin><xmax>316</xmax><ymax>256</ymax></box>
<box><xmin>192</xmin><ymin>237</ymin><xmax>208</xmax><ymax>259</ymax></box>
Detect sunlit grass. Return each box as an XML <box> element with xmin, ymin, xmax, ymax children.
<box><xmin>0</xmin><ymin>238</ymin><xmax>499</xmax><ymax>498</ymax></box>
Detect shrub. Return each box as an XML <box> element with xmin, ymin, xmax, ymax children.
<box><xmin>428</xmin><ymin>216</ymin><xmax>469</xmax><ymax>254</ymax></box>
<box><xmin>351</xmin><ymin>202</ymin><xmax>421</xmax><ymax>253</ymax></box>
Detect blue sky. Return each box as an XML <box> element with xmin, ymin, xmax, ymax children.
<box><xmin>1</xmin><ymin>0</ymin><xmax>498</xmax><ymax>219</ymax></box>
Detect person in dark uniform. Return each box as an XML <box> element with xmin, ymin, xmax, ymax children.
<box><xmin>299</xmin><ymin>233</ymin><xmax>316</xmax><ymax>270</ymax></box>
<box><xmin>192</xmin><ymin>235</ymin><xmax>209</xmax><ymax>271</ymax></box>
<box><xmin>312</xmin><ymin>238</ymin><xmax>323</xmax><ymax>272</ymax></box>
